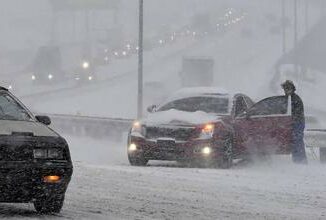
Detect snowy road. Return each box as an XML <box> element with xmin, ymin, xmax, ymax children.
<box><xmin>1</xmin><ymin>136</ymin><xmax>326</xmax><ymax>220</ymax></box>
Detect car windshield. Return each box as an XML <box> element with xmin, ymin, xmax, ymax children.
<box><xmin>0</xmin><ymin>92</ymin><xmax>33</xmax><ymax>121</ymax></box>
<box><xmin>158</xmin><ymin>96</ymin><xmax>229</xmax><ymax>114</ymax></box>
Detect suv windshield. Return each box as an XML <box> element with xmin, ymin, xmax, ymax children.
<box><xmin>0</xmin><ymin>92</ymin><xmax>33</xmax><ymax>121</ymax></box>
<box><xmin>158</xmin><ymin>96</ymin><xmax>229</xmax><ymax>114</ymax></box>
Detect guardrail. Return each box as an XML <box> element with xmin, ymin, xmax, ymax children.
<box><xmin>48</xmin><ymin>114</ymin><xmax>133</xmax><ymax>141</ymax></box>
<box><xmin>47</xmin><ymin>113</ymin><xmax>326</xmax><ymax>146</ymax></box>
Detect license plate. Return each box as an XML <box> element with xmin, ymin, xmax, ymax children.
<box><xmin>157</xmin><ymin>140</ymin><xmax>176</xmax><ymax>151</ymax></box>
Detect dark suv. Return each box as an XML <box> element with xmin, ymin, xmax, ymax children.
<box><xmin>0</xmin><ymin>87</ymin><xmax>73</xmax><ymax>213</ymax></box>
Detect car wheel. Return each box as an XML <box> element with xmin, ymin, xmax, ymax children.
<box><xmin>320</xmin><ymin>148</ymin><xmax>326</xmax><ymax>164</ymax></box>
<box><xmin>218</xmin><ymin>136</ymin><xmax>233</xmax><ymax>169</ymax></box>
<box><xmin>34</xmin><ymin>194</ymin><xmax>65</xmax><ymax>214</ymax></box>
<box><xmin>128</xmin><ymin>154</ymin><xmax>148</xmax><ymax>166</ymax></box>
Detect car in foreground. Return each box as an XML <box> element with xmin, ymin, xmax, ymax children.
<box><xmin>127</xmin><ymin>87</ymin><xmax>254</xmax><ymax>168</ymax></box>
<box><xmin>0</xmin><ymin>87</ymin><xmax>73</xmax><ymax>213</ymax></box>
<box><xmin>128</xmin><ymin>87</ymin><xmax>300</xmax><ymax>168</ymax></box>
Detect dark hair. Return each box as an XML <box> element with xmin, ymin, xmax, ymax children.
<box><xmin>281</xmin><ymin>80</ymin><xmax>296</xmax><ymax>91</ymax></box>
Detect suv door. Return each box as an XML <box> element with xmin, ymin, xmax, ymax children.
<box><xmin>233</xmin><ymin>96</ymin><xmax>292</xmax><ymax>156</ymax></box>
<box><xmin>232</xmin><ymin>94</ymin><xmax>255</xmax><ymax>118</ymax></box>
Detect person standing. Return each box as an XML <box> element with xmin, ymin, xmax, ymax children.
<box><xmin>281</xmin><ymin>80</ymin><xmax>307</xmax><ymax>164</ymax></box>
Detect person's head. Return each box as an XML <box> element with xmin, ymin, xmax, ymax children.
<box><xmin>281</xmin><ymin>80</ymin><xmax>296</xmax><ymax>96</ymax></box>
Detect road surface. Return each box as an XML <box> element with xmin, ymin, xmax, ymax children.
<box><xmin>1</xmin><ymin>136</ymin><xmax>325</xmax><ymax>220</ymax></box>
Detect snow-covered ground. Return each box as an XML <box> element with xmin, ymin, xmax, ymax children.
<box><xmin>1</xmin><ymin>135</ymin><xmax>325</xmax><ymax>220</ymax></box>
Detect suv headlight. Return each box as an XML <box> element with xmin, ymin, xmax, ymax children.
<box><xmin>131</xmin><ymin>121</ymin><xmax>146</xmax><ymax>136</ymax></box>
<box><xmin>199</xmin><ymin>124</ymin><xmax>215</xmax><ymax>139</ymax></box>
<box><xmin>33</xmin><ymin>148</ymin><xmax>64</xmax><ymax>159</ymax></box>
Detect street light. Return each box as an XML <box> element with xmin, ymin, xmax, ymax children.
<box><xmin>293</xmin><ymin>0</ymin><xmax>299</xmax><ymax>76</ymax></box>
<box><xmin>304</xmin><ymin>0</ymin><xmax>309</xmax><ymax>34</ymax></box>
<box><xmin>282</xmin><ymin>0</ymin><xmax>286</xmax><ymax>54</ymax></box>
<box><xmin>294</xmin><ymin>0</ymin><xmax>298</xmax><ymax>48</ymax></box>
<box><xmin>137</xmin><ymin>0</ymin><xmax>144</xmax><ymax>119</ymax></box>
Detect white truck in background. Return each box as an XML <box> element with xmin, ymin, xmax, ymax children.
<box><xmin>179</xmin><ymin>57</ymin><xmax>214</xmax><ymax>87</ymax></box>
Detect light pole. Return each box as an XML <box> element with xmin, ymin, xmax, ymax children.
<box><xmin>304</xmin><ymin>0</ymin><xmax>309</xmax><ymax>34</ymax></box>
<box><xmin>293</xmin><ymin>0</ymin><xmax>298</xmax><ymax>74</ymax></box>
<box><xmin>51</xmin><ymin>11</ymin><xmax>58</xmax><ymax>45</ymax></box>
<box><xmin>282</xmin><ymin>0</ymin><xmax>286</xmax><ymax>54</ymax></box>
<box><xmin>294</xmin><ymin>0</ymin><xmax>298</xmax><ymax>48</ymax></box>
<box><xmin>137</xmin><ymin>0</ymin><xmax>144</xmax><ymax>119</ymax></box>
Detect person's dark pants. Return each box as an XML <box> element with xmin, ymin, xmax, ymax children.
<box><xmin>292</xmin><ymin>122</ymin><xmax>307</xmax><ymax>164</ymax></box>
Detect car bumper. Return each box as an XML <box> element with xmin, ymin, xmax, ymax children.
<box><xmin>129</xmin><ymin>136</ymin><xmax>223</xmax><ymax>161</ymax></box>
<box><xmin>0</xmin><ymin>161</ymin><xmax>73</xmax><ymax>203</ymax></box>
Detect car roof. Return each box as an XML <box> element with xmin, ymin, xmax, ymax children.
<box><xmin>172</xmin><ymin>87</ymin><xmax>229</xmax><ymax>98</ymax></box>
<box><xmin>162</xmin><ymin>87</ymin><xmax>230</xmax><ymax>105</ymax></box>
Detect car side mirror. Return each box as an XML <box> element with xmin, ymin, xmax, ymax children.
<box><xmin>35</xmin><ymin>115</ymin><xmax>51</xmax><ymax>125</ymax></box>
<box><xmin>147</xmin><ymin>105</ymin><xmax>157</xmax><ymax>113</ymax></box>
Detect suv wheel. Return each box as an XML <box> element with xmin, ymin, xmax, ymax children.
<box><xmin>34</xmin><ymin>194</ymin><xmax>65</xmax><ymax>214</ymax></box>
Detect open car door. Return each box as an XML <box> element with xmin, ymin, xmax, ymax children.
<box><xmin>231</xmin><ymin>94</ymin><xmax>255</xmax><ymax>118</ymax></box>
<box><xmin>233</xmin><ymin>96</ymin><xmax>293</xmax><ymax>156</ymax></box>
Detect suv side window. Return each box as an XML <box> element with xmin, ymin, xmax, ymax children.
<box><xmin>247</xmin><ymin>96</ymin><xmax>288</xmax><ymax>116</ymax></box>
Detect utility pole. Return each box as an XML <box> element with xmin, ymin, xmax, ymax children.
<box><xmin>113</xmin><ymin>0</ymin><xmax>120</xmax><ymax>26</ymax></box>
<box><xmin>137</xmin><ymin>0</ymin><xmax>144</xmax><ymax>119</ymax></box>
<box><xmin>84</xmin><ymin>10</ymin><xmax>91</xmax><ymax>57</ymax></box>
<box><xmin>50</xmin><ymin>11</ymin><xmax>58</xmax><ymax>45</ymax></box>
<box><xmin>293</xmin><ymin>0</ymin><xmax>299</xmax><ymax>81</ymax></box>
<box><xmin>294</xmin><ymin>0</ymin><xmax>298</xmax><ymax>48</ymax></box>
<box><xmin>72</xmin><ymin>11</ymin><xmax>76</xmax><ymax>42</ymax></box>
<box><xmin>282</xmin><ymin>0</ymin><xmax>286</xmax><ymax>54</ymax></box>
<box><xmin>304</xmin><ymin>0</ymin><xmax>309</xmax><ymax>34</ymax></box>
